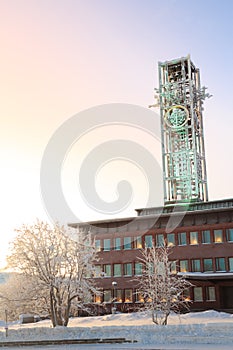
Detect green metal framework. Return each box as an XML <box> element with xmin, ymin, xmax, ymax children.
<box><xmin>157</xmin><ymin>55</ymin><xmax>210</xmax><ymax>204</ymax></box>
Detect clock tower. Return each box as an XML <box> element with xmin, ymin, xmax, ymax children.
<box><xmin>156</xmin><ymin>55</ymin><xmax>210</xmax><ymax>205</ymax></box>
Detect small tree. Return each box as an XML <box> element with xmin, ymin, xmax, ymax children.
<box><xmin>7</xmin><ymin>220</ymin><xmax>97</xmax><ymax>327</ymax></box>
<box><xmin>136</xmin><ymin>243</ymin><xmax>192</xmax><ymax>325</ymax></box>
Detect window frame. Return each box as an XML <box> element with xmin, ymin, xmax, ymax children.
<box><xmin>123</xmin><ymin>263</ymin><xmax>132</xmax><ymax>276</ymax></box>
<box><xmin>213</xmin><ymin>229</ymin><xmax>223</xmax><ymax>244</ymax></box>
<box><xmin>124</xmin><ymin>236</ymin><xmax>132</xmax><ymax>250</ymax></box>
<box><xmin>215</xmin><ymin>257</ymin><xmax>226</xmax><ymax>272</ymax></box>
<box><xmin>203</xmin><ymin>258</ymin><xmax>213</xmax><ymax>272</ymax></box>
<box><xmin>113</xmin><ymin>263</ymin><xmax>122</xmax><ymax>277</ymax></box>
<box><xmin>190</xmin><ymin>231</ymin><xmax>199</xmax><ymax>245</ymax></box>
<box><xmin>193</xmin><ymin>287</ymin><xmax>203</xmax><ymax>302</ymax></box>
<box><xmin>114</xmin><ymin>237</ymin><xmax>121</xmax><ymax>250</ymax></box>
<box><xmin>178</xmin><ymin>232</ymin><xmax>187</xmax><ymax>246</ymax></box>
<box><xmin>201</xmin><ymin>230</ymin><xmax>211</xmax><ymax>244</ymax></box>
<box><xmin>206</xmin><ymin>286</ymin><xmax>216</xmax><ymax>301</ymax></box>
<box><xmin>103</xmin><ymin>238</ymin><xmax>111</xmax><ymax>251</ymax></box>
<box><xmin>144</xmin><ymin>235</ymin><xmax>153</xmax><ymax>248</ymax></box>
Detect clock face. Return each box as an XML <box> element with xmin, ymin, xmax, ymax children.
<box><xmin>165</xmin><ymin>105</ymin><xmax>189</xmax><ymax>129</ymax></box>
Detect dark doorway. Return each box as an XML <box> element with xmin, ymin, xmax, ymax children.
<box><xmin>221</xmin><ymin>287</ymin><xmax>233</xmax><ymax>308</ymax></box>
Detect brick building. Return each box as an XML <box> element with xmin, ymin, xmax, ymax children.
<box><xmin>71</xmin><ymin>198</ymin><xmax>233</xmax><ymax>313</ymax></box>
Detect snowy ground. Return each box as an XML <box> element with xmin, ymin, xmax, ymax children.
<box><xmin>1</xmin><ymin>310</ymin><xmax>233</xmax><ymax>349</ymax></box>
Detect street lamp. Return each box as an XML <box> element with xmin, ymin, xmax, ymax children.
<box><xmin>112</xmin><ymin>281</ymin><xmax>117</xmax><ymax>314</ymax></box>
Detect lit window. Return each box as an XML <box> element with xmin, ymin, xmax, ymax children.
<box><xmin>214</xmin><ymin>229</ymin><xmax>223</xmax><ymax>243</ymax></box>
<box><xmin>135</xmin><ymin>290</ymin><xmax>144</xmax><ymax>303</ymax></box>
<box><xmin>116</xmin><ymin>289</ymin><xmax>122</xmax><ymax>303</ymax></box>
<box><xmin>178</xmin><ymin>232</ymin><xmax>187</xmax><ymax>246</ymax></box>
<box><xmin>145</xmin><ymin>235</ymin><xmax>153</xmax><ymax>248</ymax></box>
<box><xmin>94</xmin><ymin>293</ymin><xmax>102</xmax><ymax>303</ymax></box>
<box><xmin>226</xmin><ymin>228</ymin><xmax>233</xmax><ymax>242</ymax></box>
<box><xmin>95</xmin><ymin>239</ymin><xmax>101</xmax><ymax>251</ymax></box>
<box><xmin>103</xmin><ymin>239</ymin><xmax>111</xmax><ymax>251</ymax></box>
<box><xmin>156</xmin><ymin>234</ymin><xmax>164</xmax><ymax>247</ymax></box>
<box><xmin>113</xmin><ymin>264</ymin><xmax>121</xmax><ymax>276</ymax></box>
<box><xmin>193</xmin><ymin>287</ymin><xmax>203</xmax><ymax>302</ymax></box>
<box><xmin>114</xmin><ymin>237</ymin><xmax>121</xmax><ymax>250</ymax></box>
<box><xmin>167</xmin><ymin>233</ymin><xmax>175</xmax><ymax>247</ymax></box>
<box><xmin>191</xmin><ymin>259</ymin><xmax>201</xmax><ymax>272</ymax></box>
<box><xmin>123</xmin><ymin>263</ymin><xmax>132</xmax><ymax>276</ymax></box>
<box><xmin>180</xmin><ymin>260</ymin><xmax>188</xmax><ymax>272</ymax></box>
<box><xmin>229</xmin><ymin>257</ymin><xmax>233</xmax><ymax>271</ymax></box>
<box><xmin>134</xmin><ymin>236</ymin><xmax>142</xmax><ymax>249</ymax></box>
<box><xmin>103</xmin><ymin>264</ymin><xmax>111</xmax><ymax>277</ymax></box>
<box><xmin>124</xmin><ymin>289</ymin><xmax>133</xmax><ymax>303</ymax></box>
<box><xmin>190</xmin><ymin>231</ymin><xmax>198</xmax><ymax>245</ymax></box>
<box><xmin>183</xmin><ymin>289</ymin><xmax>191</xmax><ymax>302</ymax></box>
<box><xmin>170</xmin><ymin>261</ymin><xmax>177</xmax><ymax>274</ymax></box>
<box><xmin>206</xmin><ymin>286</ymin><xmax>216</xmax><ymax>301</ymax></box>
<box><xmin>203</xmin><ymin>258</ymin><xmax>213</xmax><ymax>272</ymax></box>
<box><xmin>216</xmin><ymin>257</ymin><xmax>226</xmax><ymax>271</ymax></box>
<box><xmin>202</xmin><ymin>230</ymin><xmax>211</xmax><ymax>244</ymax></box>
<box><xmin>135</xmin><ymin>262</ymin><xmax>143</xmax><ymax>276</ymax></box>
<box><xmin>103</xmin><ymin>290</ymin><xmax>112</xmax><ymax>303</ymax></box>
<box><xmin>124</xmin><ymin>237</ymin><xmax>132</xmax><ymax>250</ymax></box>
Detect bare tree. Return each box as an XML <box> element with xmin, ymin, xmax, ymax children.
<box><xmin>136</xmin><ymin>243</ymin><xmax>192</xmax><ymax>325</ymax></box>
<box><xmin>7</xmin><ymin>220</ymin><xmax>97</xmax><ymax>327</ymax></box>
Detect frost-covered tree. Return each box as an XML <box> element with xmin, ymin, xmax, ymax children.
<box><xmin>136</xmin><ymin>243</ymin><xmax>192</xmax><ymax>325</ymax></box>
<box><xmin>0</xmin><ymin>273</ymin><xmax>49</xmax><ymax>321</ymax></box>
<box><xmin>7</xmin><ymin>220</ymin><xmax>97</xmax><ymax>327</ymax></box>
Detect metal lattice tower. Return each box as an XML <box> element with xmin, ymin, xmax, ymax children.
<box><xmin>155</xmin><ymin>55</ymin><xmax>210</xmax><ymax>205</ymax></box>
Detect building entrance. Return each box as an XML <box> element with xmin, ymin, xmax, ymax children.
<box><xmin>221</xmin><ymin>287</ymin><xmax>233</xmax><ymax>309</ymax></box>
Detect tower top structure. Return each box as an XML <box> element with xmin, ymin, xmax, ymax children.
<box><xmin>155</xmin><ymin>55</ymin><xmax>211</xmax><ymax>205</ymax></box>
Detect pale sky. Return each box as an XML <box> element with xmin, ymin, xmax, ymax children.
<box><xmin>1</xmin><ymin>0</ymin><xmax>233</xmax><ymax>268</ymax></box>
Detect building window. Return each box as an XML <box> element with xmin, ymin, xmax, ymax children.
<box><xmin>229</xmin><ymin>257</ymin><xmax>233</xmax><ymax>271</ymax></box>
<box><xmin>94</xmin><ymin>293</ymin><xmax>102</xmax><ymax>303</ymax></box>
<box><xmin>113</xmin><ymin>264</ymin><xmax>121</xmax><ymax>276</ymax></box>
<box><xmin>124</xmin><ymin>237</ymin><xmax>132</xmax><ymax>250</ymax></box>
<box><xmin>135</xmin><ymin>262</ymin><xmax>143</xmax><ymax>276</ymax></box>
<box><xmin>103</xmin><ymin>264</ymin><xmax>111</xmax><ymax>277</ymax></box>
<box><xmin>95</xmin><ymin>239</ymin><xmax>101</xmax><ymax>251</ymax></box>
<box><xmin>134</xmin><ymin>236</ymin><xmax>142</xmax><ymax>249</ymax></box>
<box><xmin>206</xmin><ymin>286</ymin><xmax>216</xmax><ymax>301</ymax></box>
<box><xmin>183</xmin><ymin>289</ymin><xmax>191</xmax><ymax>302</ymax></box>
<box><xmin>226</xmin><ymin>228</ymin><xmax>233</xmax><ymax>242</ymax></box>
<box><xmin>145</xmin><ymin>235</ymin><xmax>153</xmax><ymax>248</ymax></box>
<box><xmin>170</xmin><ymin>261</ymin><xmax>177</xmax><ymax>274</ymax></box>
<box><xmin>193</xmin><ymin>287</ymin><xmax>203</xmax><ymax>302</ymax></box>
<box><xmin>116</xmin><ymin>289</ymin><xmax>122</xmax><ymax>303</ymax></box>
<box><xmin>203</xmin><ymin>258</ymin><xmax>213</xmax><ymax>272</ymax></box>
<box><xmin>135</xmin><ymin>290</ymin><xmax>144</xmax><ymax>303</ymax></box>
<box><xmin>191</xmin><ymin>259</ymin><xmax>201</xmax><ymax>272</ymax></box>
<box><xmin>216</xmin><ymin>257</ymin><xmax>226</xmax><ymax>271</ymax></box>
<box><xmin>94</xmin><ymin>265</ymin><xmax>102</xmax><ymax>277</ymax></box>
<box><xmin>103</xmin><ymin>290</ymin><xmax>112</xmax><ymax>303</ymax></box>
<box><xmin>202</xmin><ymin>230</ymin><xmax>211</xmax><ymax>244</ymax></box>
<box><xmin>214</xmin><ymin>229</ymin><xmax>223</xmax><ymax>243</ymax></box>
<box><xmin>167</xmin><ymin>233</ymin><xmax>175</xmax><ymax>247</ymax></box>
<box><xmin>114</xmin><ymin>237</ymin><xmax>121</xmax><ymax>250</ymax></box>
<box><xmin>103</xmin><ymin>239</ymin><xmax>111</xmax><ymax>251</ymax></box>
<box><xmin>178</xmin><ymin>232</ymin><xmax>187</xmax><ymax>246</ymax></box>
<box><xmin>180</xmin><ymin>260</ymin><xmax>188</xmax><ymax>272</ymax></box>
<box><xmin>190</xmin><ymin>231</ymin><xmax>198</xmax><ymax>245</ymax></box>
<box><xmin>124</xmin><ymin>289</ymin><xmax>133</xmax><ymax>303</ymax></box>
<box><xmin>156</xmin><ymin>234</ymin><xmax>164</xmax><ymax>247</ymax></box>
<box><xmin>123</xmin><ymin>263</ymin><xmax>132</xmax><ymax>276</ymax></box>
